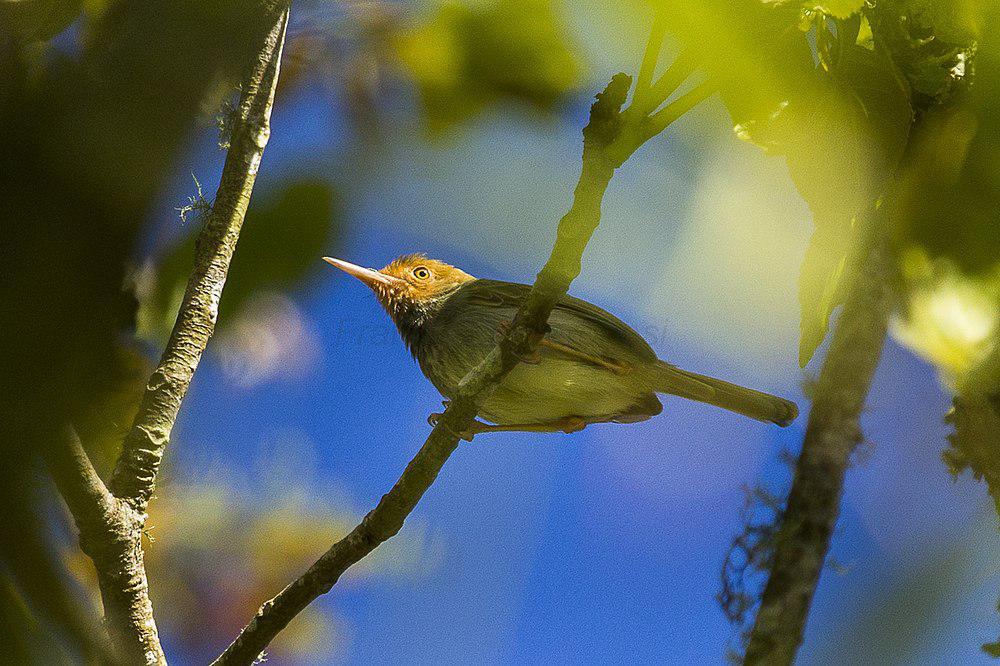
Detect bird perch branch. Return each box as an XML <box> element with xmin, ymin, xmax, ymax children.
<box><xmin>744</xmin><ymin>230</ymin><xmax>891</xmax><ymax>665</ymax></box>
<box><xmin>44</xmin><ymin>6</ymin><xmax>289</xmax><ymax>663</ymax></box>
<box><xmin>214</xmin><ymin>29</ymin><xmax>714</xmax><ymax>666</ymax></box>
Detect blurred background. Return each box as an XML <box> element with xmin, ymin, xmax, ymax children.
<box><xmin>2</xmin><ymin>0</ymin><xmax>997</xmax><ymax>663</ymax></box>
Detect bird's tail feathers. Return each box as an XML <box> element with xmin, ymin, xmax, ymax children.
<box><xmin>652</xmin><ymin>361</ymin><xmax>798</xmax><ymax>427</ymax></box>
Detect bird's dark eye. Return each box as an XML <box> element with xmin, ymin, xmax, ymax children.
<box><xmin>412</xmin><ymin>266</ymin><xmax>431</xmax><ymax>280</ymax></box>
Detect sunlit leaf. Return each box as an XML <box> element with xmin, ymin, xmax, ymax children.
<box><xmin>659</xmin><ymin>0</ymin><xmax>813</xmax><ymax>136</ymax></box>
<box><xmin>891</xmin><ymin>251</ymin><xmax>999</xmax><ymax>382</ymax></box>
<box><xmin>798</xmin><ymin>218</ymin><xmax>852</xmax><ymax>366</ymax></box>
<box><xmin>672</xmin><ymin>0</ymin><xmax>912</xmax><ymax>365</ymax></box>
<box><xmin>777</xmin><ymin>44</ymin><xmax>910</xmax><ymax>365</ymax></box>
<box><xmin>856</xmin><ymin>13</ymin><xmax>874</xmax><ymax>49</ymax></box>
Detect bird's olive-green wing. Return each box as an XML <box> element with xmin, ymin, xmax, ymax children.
<box><xmin>457</xmin><ymin>279</ymin><xmax>657</xmax><ymax>363</ymax></box>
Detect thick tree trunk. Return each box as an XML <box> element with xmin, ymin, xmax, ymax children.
<box><xmin>745</xmin><ymin>240</ymin><xmax>891</xmax><ymax>665</ymax></box>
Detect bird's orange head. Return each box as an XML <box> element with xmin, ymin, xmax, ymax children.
<box><xmin>323</xmin><ymin>253</ymin><xmax>475</xmax><ymax>330</ymax></box>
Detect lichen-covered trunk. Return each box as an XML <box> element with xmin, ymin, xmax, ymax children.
<box><xmin>109</xmin><ymin>6</ymin><xmax>289</xmax><ymax>512</ymax></box>
<box><xmin>81</xmin><ymin>501</ymin><xmax>164</xmax><ymax>665</ymax></box>
<box><xmin>745</xmin><ymin>241</ymin><xmax>891</xmax><ymax>665</ymax></box>
<box><xmin>65</xmin><ymin>5</ymin><xmax>291</xmax><ymax>662</ymax></box>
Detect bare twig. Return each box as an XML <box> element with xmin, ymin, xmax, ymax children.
<box><xmin>109</xmin><ymin>6</ymin><xmax>289</xmax><ymax>511</ymax></box>
<box><xmin>215</xmin><ymin>39</ymin><xmax>713</xmax><ymax>666</ymax></box>
<box><xmin>744</xmin><ymin>234</ymin><xmax>891</xmax><ymax>665</ymax></box>
<box><xmin>642</xmin><ymin>79</ymin><xmax>718</xmax><ymax>142</ymax></box>
<box><xmin>632</xmin><ymin>10</ymin><xmax>667</xmax><ymax>111</ymax></box>
<box><xmin>646</xmin><ymin>47</ymin><xmax>699</xmax><ymax>111</ymax></box>
<box><xmin>44</xmin><ymin>5</ymin><xmax>290</xmax><ymax>663</ymax></box>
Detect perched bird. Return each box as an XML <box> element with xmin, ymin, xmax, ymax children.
<box><xmin>324</xmin><ymin>254</ymin><xmax>798</xmax><ymax>438</ymax></box>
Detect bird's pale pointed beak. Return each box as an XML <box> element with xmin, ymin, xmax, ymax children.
<box><xmin>323</xmin><ymin>257</ymin><xmax>401</xmax><ymax>289</ymax></box>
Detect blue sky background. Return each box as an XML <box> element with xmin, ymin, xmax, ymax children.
<box><xmin>134</xmin><ymin>7</ymin><xmax>999</xmax><ymax>664</ymax></box>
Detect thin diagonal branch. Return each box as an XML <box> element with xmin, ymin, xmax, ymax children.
<box><xmin>109</xmin><ymin>6</ymin><xmax>289</xmax><ymax>511</ymax></box>
<box><xmin>216</xmin><ymin>45</ymin><xmax>714</xmax><ymax>664</ymax></box>
<box><xmin>645</xmin><ymin>46</ymin><xmax>699</xmax><ymax>112</ymax></box>
<box><xmin>212</xmin><ymin>74</ymin><xmax>629</xmax><ymax>666</ymax></box>
<box><xmin>642</xmin><ymin>79</ymin><xmax>718</xmax><ymax>142</ymax></box>
<box><xmin>744</xmin><ymin>233</ymin><xmax>891</xmax><ymax>665</ymax></box>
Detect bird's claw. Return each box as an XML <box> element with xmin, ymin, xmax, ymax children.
<box><xmin>559</xmin><ymin>417</ymin><xmax>587</xmax><ymax>434</ymax></box>
<box><xmin>427</xmin><ymin>412</ymin><xmax>476</xmax><ymax>441</ymax></box>
<box><xmin>520</xmin><ymin>350</ymin><xmax>542</xmax><ymax>365</ymax></box>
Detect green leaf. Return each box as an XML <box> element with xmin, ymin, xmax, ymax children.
<box><xmin>798</xmin><ymin>218</ymin><xmax>852</xmax><ymax>366</ymax></box>
<box><xmin>659</xmin><ymin>0</ymin><xmax>939</xmax><ymax>369</ymax></box>
<box><xmin>870</xmin><ymin>0</ymin><xmax>976</xmax><ymax>106</ymax></box>
<box><xmin>138</xmin><ymin>180</ymin><xmax>337</xmax><ymax>342</ymax></box>
<box><xmin>755</xmin><ymin>43</ymin><xmax>911</xmax><ymax>365</ymax></box>
<box><xmin>856</xmin><ymin>13</ymin><xmax>874</xmax><ymax>50</ymax></box>
<box><xmin>891</xmin><ymin>252</ymin><xmax>1000</xmax><ymax>382</ymax></box>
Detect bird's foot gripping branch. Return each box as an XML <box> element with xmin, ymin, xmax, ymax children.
<box><xmin>214</xmin><ymin>28</ymin><xmax>718</xmax><ymax>666</ymax></box>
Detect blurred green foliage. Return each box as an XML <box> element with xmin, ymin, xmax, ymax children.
<box><xmin>881</xmin><ymin>0</ymin><xmax>1000</xmax><ymax>516</ymax></box>
<box><xmin>393</xmin><ymin>0</ymin><xmax>580</xmax><ymax>132</ymax></box>
<box><xmin>672</xmin><ymin>1</ymin><xmax>917</xmax><ymax>367</ymax></box>
<box><xmin>1</xmin><ymin>0</ymin><xmax>285</xmax><ymax>658</ymax></box>
<box><xmin>651</xmin><ymin>0</ymin><xmax>997</xmax><ymax>521</ymax></box>
<box><xmin>644</xmin><ymin>0</ymin><xmax>997</xmax><ymax>654</ymax></box>
<box><xmin>0</xmin><ymin>0</ymin><xmax>586</xmax><ymax>658</ymax></box>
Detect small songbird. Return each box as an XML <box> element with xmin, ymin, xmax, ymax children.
<box><xmin>324</xmin><ymin>254</ymin><xmax>798</xmax><ymax>438</ymax></box>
